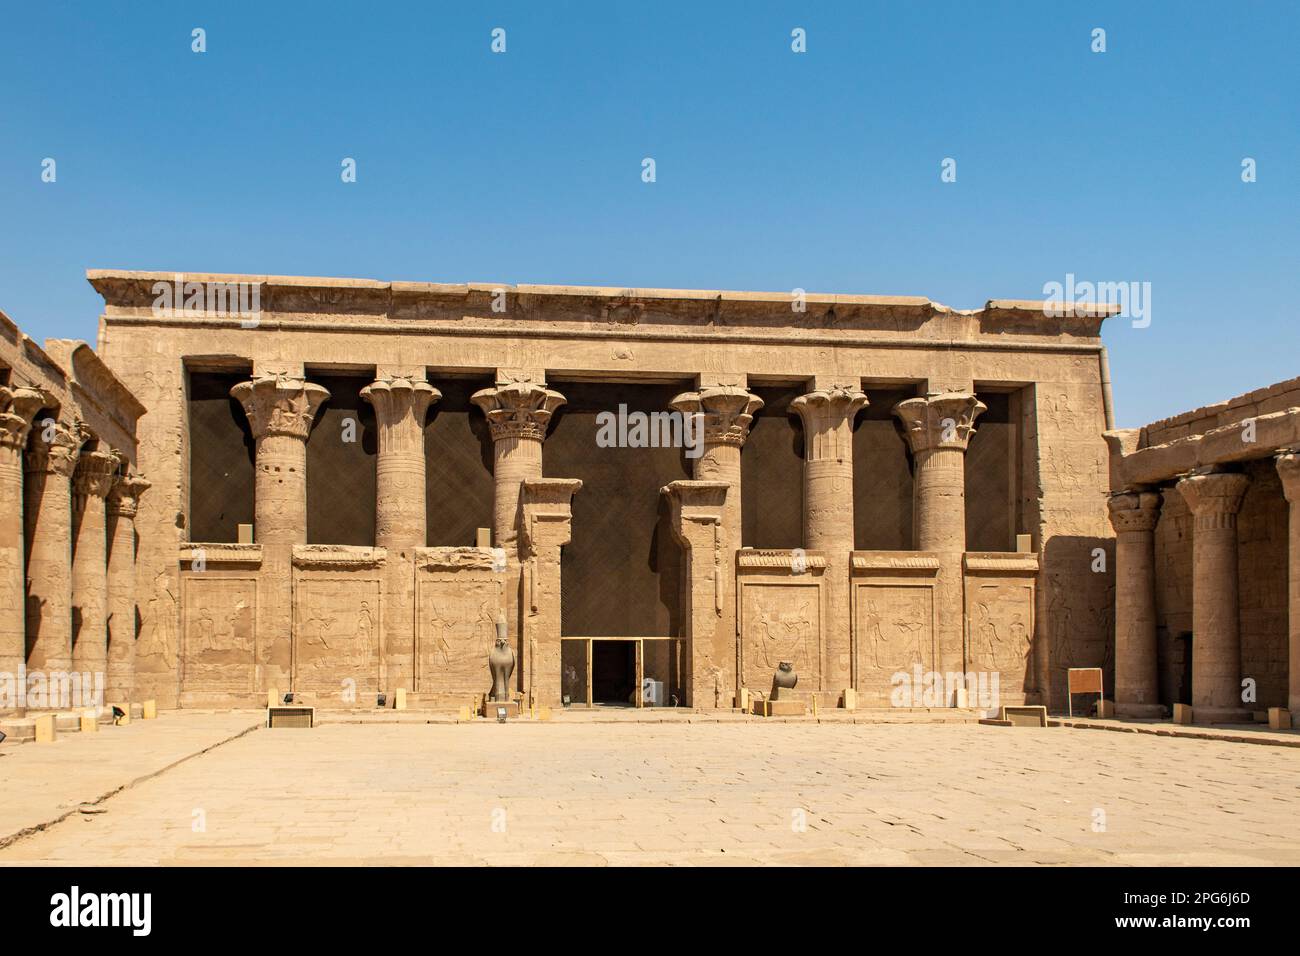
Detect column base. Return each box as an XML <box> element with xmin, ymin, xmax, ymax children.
<box><xmin>1192</xmin><ymin>706</ymin><xmax>1252</xmax><ymax>725</ymax></box>
<box><xmin>1115</xmin><ymin>701</ymin><xmax>1165</xmax><ymax>719</ymax></box>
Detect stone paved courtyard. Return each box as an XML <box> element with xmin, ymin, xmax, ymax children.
<box><xmin>3</xmin><ymin>716</ymin><xmax>1299</xmax><ymax>866</ymax></box>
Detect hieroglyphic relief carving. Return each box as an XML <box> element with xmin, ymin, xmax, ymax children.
<box><xmin>967</xmin><ymin>582</ymin><xmax>1034</xmax><ymax>699</ymax></box>
<box><xmin>739</xmin><ymin>582</ymin><xmax>821</xmax><ymax>692</ymax></box>
<box><xmin>415</xmin><ymin>573</ymin><xmax>505</xmax><ymax>697</ymax></box>
<box><xmin>853</xmin><ymin>583</ymin><xmax>935</xmax><ymax>702</ymax></box>
<box><xmin>293</xmin><ymin>577</ymin><xmax>381</xmax><ymax>695</ymax></box>
<box><xmin>180</xmin><ymin>576</ymin><xmax>256</xmax><ymax>692</ymax></box>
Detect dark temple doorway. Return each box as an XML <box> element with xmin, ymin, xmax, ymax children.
<box><xmin>591</xmin><ymin>640</ymin><xmax>636</xmax><ymax>705</ymax></box>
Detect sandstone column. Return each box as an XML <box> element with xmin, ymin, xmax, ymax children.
<box><xmin>105</xmin><ymin>472</ymin><xmax>150</xmax><ymax>705</ymax></box>
<box><xmin>70</xmin><ymin>446</ymin><xmax>120</xmax><ymax>683</ymax></box>
<box><xmin>1176</xmin><ymin>470</ymin><xmax>1250</xmax><ymax>723</ymax></box>
<box><xmin>231</xmin><ymin>373</ymin><xmax>329</xmax><ymax>692</ymax></box>
<box><xmin>894</xmin><ymin>392</ymin><xmax>986</xmax><ymax>684</ymax></box>
<box><xmin>1107</xmin><ymin>490</ymin><xmax>1163</xmax><ymax>717</ymax></box>
<box><xmin>670</xmin><ymin>385</ymin><xmax>763</xmax><ymax>707</ymax></box>
<box><xmin>791</xmin><ymin>384</ymin><xmax>867</xmax><ymax>693</ymax></box>
<box><xmin>0</xmin><ymin>386</ymin><xmax>45</xmax><ymax>703</ymax></box>
<box><xmin>471</xmin><ymin>378</ymin><xmax>566</xmax><ymax>551</ymax></box>
<box><xmin>1276</xmin><ymin>452</ymin><xmax>1300</xmax><ymax>714</ymax></box>
<box><xmin>661</xmin><ymin>480</ymin><xmax>728</xmax><ymax>708</ymax></box>
<box><xmin>361</xmin><ymin>373</ymin><xmax>439</xmax><ymax>694</ymax></box>
<box><xmin>24</xmin><ymin>419</ymin><xmax>86</xmax><ymax>677</ymax></box>
<box><xmin>361</xmin><ymin>375</ymin><xmax>439</xmax><ymax>549</ymax></box>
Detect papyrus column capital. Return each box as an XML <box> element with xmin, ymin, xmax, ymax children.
<box><xmin>789</xmin><ymin>385</ymin><xmax>868</xmax><ymax>450</ymax></box>
<box><xmin>472</xmin><ymin>379</ymin><xmax>565</xmax><ymax>443</ymax></box>
<box><xmin>74</xmin><ymin>448</ymin><xmax>122</xmax><ymax>500</ymax></box>
<box><xmin>230</xmin><ymin>374</ymin><xmax>330</xmax><ymax>441</ymax></box>
<box><xmin>107</xmin><ymin>472</ymin><xmax>151</xmax><ymax>519</ymax></box>
<box><xmin>893</xmin><ymin>392</ymin><xmax>987</xmax><ymax>455</ymax></box>
<box><xmin>0</xmin><ymin>385</ymin><xmax>48</xmax><ymax>453</ymax></box>
<box><xmin>1176</xmin><ymin>471</ymin><xmax>1250</xmax><ymax>526</ymax></box>
<box><xmin>24</xmin><ymin>419</ymin><xmax>87</xmax><ymax>476</ymax></box>
<box><xmin>670</xmin><ymin>385</ymin><xmax>764</xmax><ymax>448</ymax></box>
<box><xmin>1107</xmin><ymin>490</ymin><xmax>1162</xmax><ymax>534</ymax></box>
<box><xmin>1276</xmin><ymin>451</ymin><xmax>1300</xmax><ymax>502</ymax></box>
<box><xmin>361</xmin><ymin>377</ymin><xmax>440</xmax><ymax>429</ymax></box>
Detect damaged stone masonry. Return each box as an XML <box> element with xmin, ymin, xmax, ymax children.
<box><xmin>0</xmin><ymin>270</ymin><xmax>1294</xmax><ymax>722</ymax></box>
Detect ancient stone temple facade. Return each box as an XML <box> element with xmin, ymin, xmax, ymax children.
<box><xmin>1</xmin><ymin>311</ymin><xmax>147</xmax><ymax>715</ymax></box>
<box><xmin>1105</xmin><ymin>377</ymin><xmax>1300</xmax><ymax>724</ymax></box>
<box><xmin>77</xmin><ymin>271</ymin><xmax>1118</xmax><ymax>714</ymax></box>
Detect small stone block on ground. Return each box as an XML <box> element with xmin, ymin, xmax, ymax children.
<box><xmin>999</xmin><ymin>705</ymin><xmax>1048</xmax><ymax>727</ymax></box>
<box><xmin>1096</xmin><ymin>699</ymin><xmax>1115</xmax><ymax>718</ymax></box>
<box><xmin>79</xmin><ymin>713</ymin><xmax>98</xmax><ymax>733</ymax></box>
<box><xmin>142</xmin><ymin>700</ymin><xmax>157</xmax><ymax>720</ymax></box>
<box><xmin>841</xmin><ymin>688</ymin><xmax>857</xmax><ymax>711</ymax></box>
<box><xmin>34</xmin><ymin>714</ymin><xmax>56</xmax><ymax>743</ymax></box>
<box><xmin>394</xmin><ymin>688</ymin><xmax>407</xmax><ymax>711</ymax></box>
<box><xmin>483</xmin><ymin>699</ymin><xmax>520</xmax><ymax>718</ymax></box>
<box><xmin>1269</xmin><ymin>707</ymin><xmax>1292</xmax><ymax>730</ymax></box>
<box><xmin>1173</xmin><ymin>703</ymin><xmax>1194</xmax><ymax>725</ymax></box>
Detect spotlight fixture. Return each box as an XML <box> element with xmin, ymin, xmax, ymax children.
<box><xmin>496</xmin><ymin>706</ymin><xmax>508</xmax><ymax>723</ymax></box>
<box><xmin>283</xmin><ymin>693</ymin><xmax>294</xmax><ymax>704</ymax></box>
<box><xmin>111</xmin><ymin>705</ymin><xmax>125</xmax><ymax>726</ymax></box>
<box><xmin>377</xmin><ymin>692</ymin><xmax>387</xmax><ymax>708</ymax></box>
<box><xmin>0</xmin><ymin>730</ymin><xmax>6</xmax><ymax>744</ymax></box>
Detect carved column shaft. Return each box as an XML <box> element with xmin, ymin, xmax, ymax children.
<box><xmin>1176</xmin><ymin>471</ymin><xmax>1250</xmax><ymax>722</ymax></box>
<box><xmin>894</xmin><ymin>393</ymin><xmax>985</xmax><ymax>684</ymax></box>
<box><xmin>24</xmin><ymin>420</ymin><xmax>85</xmax><ymax>676</ymax></box>
<box><xmin>232</xmin><ymin>375</ymin><xmax>329</xmax><ymax>690</ymax></box>
<box><xmin>362</xmin><ymin>377</ymin><xmax>439</xmax><ymax>550</ymax></box>
<box><xmin>1277</xmin><ymin>453</ymin><xmax>1300</xmax><ymax>713</ymax></box>
<box><xmin>106</xmin><ymin>474</ymin><xmax>149</xmax><ymax>703</ymax></box>
<box><xmin>1108</xmin><ymin>491</ymin><xmax>1162</xmax><ymax>717</ymax></box>
<box><xmin>0</xmin><ymin>387</ymin><xmax>45</xmax><ymax>693</ymax></box>
<box><xmin>473</xmin><ymin>380</ymin><xmax>565</xmax><ymax>550</ymax></box>
<box><xmin>71</xmin><ymin>449</ymin><xmax>119</xmax><ymax>677</ymax></box>
<box><xmin>894</xmin><ymin>393</ymin><xmax>986</xmax><ymax>553</ymax></box>
<box><xmin>792</xmin><ymin>386</ymin><xmax>866</xmax><ymax>691</ymax></box>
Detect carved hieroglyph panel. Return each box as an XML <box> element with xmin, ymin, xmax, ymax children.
<box><xmin>293</xmin><ymin>576</ymin><xmax>381</xmax><ymax>696</ymax></box>
<box><xmin>739</xmin><ymin>581</ymin><xmax>822</xmax><ymax>693</ymax></box>
<box><xmin>854</xmin><ymin>583</ymin><xmax>935</xmax><ymax>703</ymax></box>
<box><xmin>415</xmin><ymin>573</ymin><xmax>504</xmax><ymax>697</ymax></box>
<box><xmin>180</xmin><ymin>576</ymin><xmax>257</xmax><ymax>693</ymax></box>
<box><xmin>967</xmin><ymin>582</ymin><xmax>1034</xmax><ymax>700</ymax></box>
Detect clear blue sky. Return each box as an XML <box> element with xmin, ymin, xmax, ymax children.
<box><xmin>2</xmin><ymin>1</ymin><xmax>1295</xmax><ymax>427</ymax></box>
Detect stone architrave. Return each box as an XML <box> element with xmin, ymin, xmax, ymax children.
<box><xmin>893</xmin><ymin>392</ymin><xmax>985</xmax><ymax>684</ymax></box>
<box><xmin>670</xmin><ymin>385</ymin><xmax>762</xmax><ymax>704</ymax></box>
<box><xmin>1107</xmin><ymin>490</ymin><xmax>1162</xmax><ymax>717</ymax></box>
<box><xmin>0</xmin><ymin>385</ymin><xmax>46</xmax><ymax>699</ymax></box>
<box><xmin>1175</xmin><ymin>471</ymin><xmax>1251</xmax><ymax>723</ymax></box>
<box><xmin>791</xmin><ymin>384</ymin><xmax>867</xmax><ymax>691</ymax></box>
<box><xmin>1276</xmin><ymin>452</ymin><xmax>1300</xmax><ymax>714</ymax></box>
<box><xmin>71</xmin><ymin>447</ymin><xmax>121</xmax><ymax>679</ymax></box>
<box><xmin>24</xmin><ymin>419</ymin><xmax>87</xmax><ymax>677</ymax></box>
<box><xmin>471</xmin><ymin>377</ymin><xmax>565</xmax><ymax>551</ymax></box>
<box><xmin>361</xmin><ymin>373</ymin><xmax>439</xmax><ymax>694</ymax></box>
<box><xmin>661</xmin><ymin>480</ymin><xmax>728</xmax><ymax>708</ymax></box>
<box><xmin>105</xmin><ymin>472</ymin><xmax>150</xmax><ymax>704</ymax></box>
<box><xmin>231</xmin><ymin>374</ymin><xmax>329</xmax><ymax>692</ymax></box>
<box><xmin>518</xmin><ymin>477</ymin><xmax>580</xmax><ymax>707</ymax></box>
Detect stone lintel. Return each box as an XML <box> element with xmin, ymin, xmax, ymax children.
<box><xmin>291</xmin><ymin>545</ymin><xmax>387</xmax><ymax>570</ymax></box>
<box><xmin>1112</xmin><ymin>405</ymin><xmax>1300</xmax><ymax>486</ymax></box>
<box><xmin>850</xmin><ymin>551</ymin><xmax>941</xmax><ymax>574</ymax></box>
<box><xmin>962</xmin><ymin>552</ymin><xmax>1041</xmax><ymax>575</ymax></box>
<box><xmin>179</xmin><ymin>543</ymin><xmax>263</xmax><ymax>567</ymax></box>
<box><xmin>736</xmin><ymin>548</ymin><xmax>828</xmax><ymax>571</ymax></box>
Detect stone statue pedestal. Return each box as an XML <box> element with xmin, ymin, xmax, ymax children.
<box><xmin>751</xmin><ymin>697</ymin><xmax>806</xmax><ymax>717</ymax></box>
<box><xmin>482</xmin><ymin>695</ymin><xmax>520</xmax><ymax>718</ymax></box>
